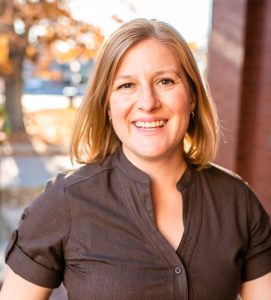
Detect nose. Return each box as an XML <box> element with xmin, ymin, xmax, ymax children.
<box><xmin>136</xmin><ymin>85</ymin><xmax>161</xmax><ymax>111</ymax></box>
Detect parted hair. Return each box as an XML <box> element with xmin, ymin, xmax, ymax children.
<box><xmin>70</xmin><ymin>18</ymin><xmax>219</xmax><ymax>169</ymax></box>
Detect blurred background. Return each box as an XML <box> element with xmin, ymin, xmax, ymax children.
<box><xmin>0</xmin><ymin>0</ymin><xmax>270</xmax><ymax>298</ymax></box>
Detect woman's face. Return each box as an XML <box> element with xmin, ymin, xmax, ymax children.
<box><xmin>109</xmin><ymin>38</ymin><xmax>195</xmax><ymax>166</ymax></box>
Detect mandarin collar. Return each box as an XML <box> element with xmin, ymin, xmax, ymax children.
<box><xmin>176</xmin><ymin>162</ymin><xmax>194</xmax><ymax>191</ymax></box>
<box><xmin>107</xmin><ymin>147</ymin><xmax>194</xmax><ymax>189</ymax></box>
<box><xmin>109</xmin><ymin>147</ymin><xmax>151</xmax><ymax>184</ymax></box>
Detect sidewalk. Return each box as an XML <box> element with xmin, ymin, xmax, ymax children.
<box><xmin>0</xmin><ymin>148</ymin><xmax>72</xmax><ymax>189</ymax></box>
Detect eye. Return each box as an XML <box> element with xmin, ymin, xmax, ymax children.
<box><xmin>117</xmin><ymin>82</ymin><xmax>134</xmax><ymax>89</ymax></box>
<box><xmin>158</xmin><ymin>78</ymin><xmax>175</xmax><ymax>86</ymax></box>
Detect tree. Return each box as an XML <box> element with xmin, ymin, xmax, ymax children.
<box><xmin>0</xmin><ymin>0</ymin><xmax>104</xmax><ymax>134</ymax></box>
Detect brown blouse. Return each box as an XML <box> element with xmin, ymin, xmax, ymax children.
<box><xmin>5</xmin><ymin>148</ymin><xmax>271</xmax><ymax>300</ymax></box>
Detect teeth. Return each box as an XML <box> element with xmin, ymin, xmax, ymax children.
<box><xmin>134</xmin><ymin>120</ymin><xmax>166</xmax><ymax>128</ymax></box>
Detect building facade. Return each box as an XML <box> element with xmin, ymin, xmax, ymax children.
<box><xmin>207</xmin><ymin>0</ymin><xmax>271</xmax><ymax>213</ymax></box>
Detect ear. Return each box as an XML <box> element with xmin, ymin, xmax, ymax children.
<box><xmin>189</xmin><ymin>95</ymin><xmax>196</xmax><ymax>112</ymax></box>
<box><xmin>107</xmin><ymin>108</ymin><xmax>112</xmax><ymax>122</ymax></box>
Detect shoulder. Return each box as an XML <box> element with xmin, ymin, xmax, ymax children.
<box><xmin>194</xmin><ymin>163</ymin><xmax>270</xmax><ymax>230</ymax></box>
<box><xmin>203</xmin><ymin>163</ymin><xmax>244</xmax><ymax>180</ymax></box>
<box><xmin>57</xmin><ymin>162</ymin><xmax>112</xmax><ymax>189</ymax></box>
<box><xmin>197</xmin><ymin>163</ymin><xmax>249</xmax><ymax>192</ymax></box>
<box><xmin>195</xmin><ymin>163</ymin><xmax>270</xmax><ymax>219</ymax></box>
<box><xmin>26</xmin><ymin>162</ymin><xmax>110</xmax><ymax>212</ymax></box>
<box><xmin>193</xmin><ymin>163</ymin><xmax>260</xmax><ymax>212</ymax></box>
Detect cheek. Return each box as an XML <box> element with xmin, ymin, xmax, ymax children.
<box><xmin>109</xmin><ymin>95</ymin><xmax>133</xmax><ymax>120</ymax></box>
<box><xmin>166</xmin><ymin>92</ymin><xmax>191</xmax><ymax>114</ymax></box>
<box><xmin>109</xmin><ymin>96</ymin><xmax>121</xmax><ymax>117</ymax></box>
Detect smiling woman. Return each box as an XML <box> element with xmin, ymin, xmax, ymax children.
<box><xmin>109</xmin><ymin>38</ymin><xmax>195</xmax><ymax>167</ymax></box>
<box><xmin>0</xmin><ymin>18</ymin><xmax>270</xmax><ymax>300</ymax></box>
<box><xmin>71</xmin><ymin>18</ymin><xmax>218</xmax><ymax>168</ymax></box>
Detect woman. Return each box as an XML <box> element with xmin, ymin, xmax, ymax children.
<box><xmin>0</xmin><ymin>18</ymin><xmax>270</xmax><ymax>300</ymax></box>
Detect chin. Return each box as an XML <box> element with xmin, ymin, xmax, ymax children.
<box><xmin>134</xmin><ymin>148</ymin><xmax>170</xmax><ymax>161</ymax></box>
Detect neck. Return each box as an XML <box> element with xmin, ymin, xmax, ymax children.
<box><xmin>123</xmin><ymin>148</ymin><xmax>187</xmax><ymax>186</ymax></box>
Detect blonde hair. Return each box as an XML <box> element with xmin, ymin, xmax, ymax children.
<box><xmin>70</xmin><ymin>18</ymin><xmax>219</xmax><ymax>169</ymax></box>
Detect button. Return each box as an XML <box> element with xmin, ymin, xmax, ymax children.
<box><xmin>175</xmin><ymin>266</ymin><xmax>182</xmax><ymax>274</ymax></box>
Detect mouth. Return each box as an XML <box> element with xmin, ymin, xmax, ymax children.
<box><xmin>133</xmin><ymin>120</ymin><xmax>167</xmax><ymax>129</ymax></box>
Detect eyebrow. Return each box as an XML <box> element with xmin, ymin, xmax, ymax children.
<box><xmin>114</xmin><ymin>69</ymin><xmax>181</xmax><ymax>81</ymax></box>
<box><xmin>153</xmin><ymin>69</ymin><xmax>181</xmax><ymax>76</ymax></box>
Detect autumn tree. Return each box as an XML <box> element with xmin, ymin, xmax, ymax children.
<box><xmin>0</xmin><ymin>0</ymin><xmax>104</xmax><ymax>134</ymax></box>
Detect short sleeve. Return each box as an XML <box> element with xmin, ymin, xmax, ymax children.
<box><xmin>241</xmin><ymin>188</ymin><xmax>271</xmax><ymax>282</ymax></box>
<box><xmin>5</xmin><ymin>174</ymin><xmax>70</xmax><ymax>288</ymax></box>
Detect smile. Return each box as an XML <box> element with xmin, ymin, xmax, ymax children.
<box><xmin>134</xmin><ymin>120</ymin><xmax>167</xmax><ymax>129</ymax></box>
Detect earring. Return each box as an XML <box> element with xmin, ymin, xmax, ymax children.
<box><xmin>190</xmin><ymin>111</ymin><xmax>195</xmax><ymax>119</ymax></box>
<box><xmin>108</xmin><ymin>115</ymin><xmax>112</xmax><ymax>123</ymax></box>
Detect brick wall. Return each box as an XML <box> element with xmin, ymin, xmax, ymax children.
<box><xmin>207</xmin><ymin>0</ymin><xmax>271</xmax><ymax>213</ymax></box>
<box><xmin>207</xmin><ymin>0</ymin><xmax>247</xmax><ymax>170</ymax></box>
<box><xmin>237</xmin><ymin>0</ymin><xmax>271</xmax><ymax>213</ymax></box>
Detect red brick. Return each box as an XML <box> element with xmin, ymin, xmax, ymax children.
<box><xmin>208</xmin><ymin>0</ymin><xmax>271</xmax><ymax>213</ymax></box>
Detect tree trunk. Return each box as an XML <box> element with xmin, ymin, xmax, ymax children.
<box><xmin>4</xmin><ymin>65</ymin><xmax>26</xmax><ymax>133</ymax></box>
